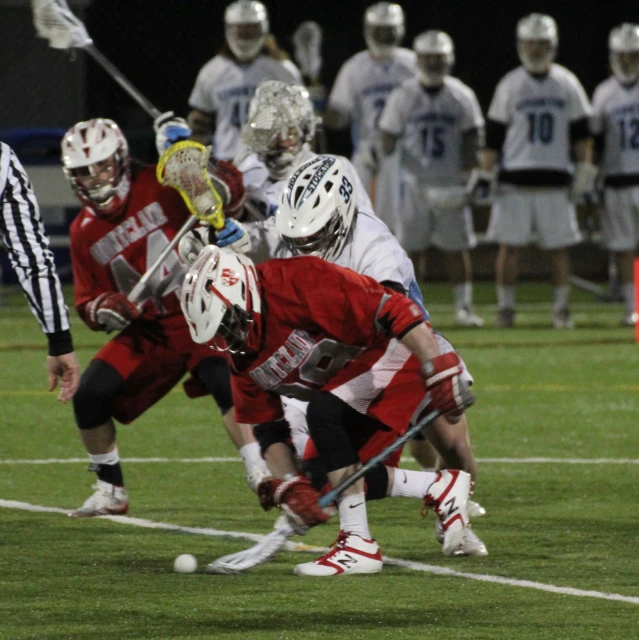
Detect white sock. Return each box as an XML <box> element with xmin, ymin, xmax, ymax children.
<box><xmin>454</xmin><ymin>283</ymin><xmax>472</xmax><ymax>310</ymax></box>
<box><xmin>497</xmin><ymin>285</ymin><xmax>515</xmax><ymax>310</ymax></box>
<box><xmin>89</xmin><ymin>446</ymin><xmax>119</xmax><ymax>466</ymax></box>
<box><xmin>337</xmin><ymin>492</ymin><xmax>371</xmax><ymax>539</ymax></box>
<box><xmin>553</xmin><ymin>285</ymin><xmax>570</xmax><ymax>312</ymax></box>
<box><xmin>621</xmin><ymin>282</ymin><xmax>636</xmax><ymax>315</ymax></box>
<box><xmin>390</xmin><ymin>468</ymin><xmax>437</xmax><ymax>499</ymax></box>
<box><xmin>239</xmin><ymin>442</ymin><xmax>264</xmax><ymax>474</ymax></box>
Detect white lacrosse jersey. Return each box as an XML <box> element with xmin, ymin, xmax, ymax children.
<box><xmin>327</xmin><ymin>48</ymin><xmax>417</xmax><ymax>150</ymax></box>
<box><xmin>379</xmin><ymin>76</ymin><xmax>484</xmax><ymax>184</ymax></box>
<box><xmin>189</xmin><ymin>55</ymin><xmax>302</xmax><ymax>160</ymax></box>
<box><xmin>488</xmin><ymin>64</ymin><xmax>592</xmax><ymax>171</ymax></box>
<box><xmin>245</xmin><ymin>211</ymin><xmax>416</xmax><ymax>293</ymax></box>
<box><xmin>237</xmin><ymin>147</ymin><xmax>374</xmax><ymax>221</ymax></box>
<box><xmin>591</xmin><ymin>77</ymin><xmax>639</xmax><ymax>177</ymax></box>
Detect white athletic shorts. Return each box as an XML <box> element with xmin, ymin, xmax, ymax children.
<box><xmin>283</xmin><ymin>333</ymin><xmax>474</xmax><ymax>460</ymax></box>
<box><xmin>602</xmin><ymin>187</ymin><xmax>639</xmax><ymax>251</ymax></box>
<box><xmin>486</xmin><ymin>185</ymin><xmax>582</xmax><ymax>249</ymax></box>
<box><xmin>396</xmin><ymin>173</ymin><xmax>476</xmax><ymax>252</ymax></box>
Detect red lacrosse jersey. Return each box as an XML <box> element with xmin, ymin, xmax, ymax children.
<box><xmin>231</xmin><ymin>257</ymin><xmax>429</xmax><ymax>433</ymax></box>
<box><xmin>70</xmin><ymin>165</ymin><xmax>190</xmax><ymax>322</ymax></box>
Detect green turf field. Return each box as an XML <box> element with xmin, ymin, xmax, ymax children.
<box><xmin>1</xmin><ymin>282</ymin><xmax>638</xmax><ymax>639</ymax></box>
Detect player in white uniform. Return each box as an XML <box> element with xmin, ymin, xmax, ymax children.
<box><xmin>379</xmin><ymin>31</ymin><xmax>485</xmax><ymax>328</ymax></box>
<box><xmin>323</xmin><ymin>2</ymin><xmax>416</xmax><ymax>230</ymax></box>
<box><xmin>591</xmin><ymin>23</ymin><xmax>639</xmax><ymax>327</ymax></box>
<box><xmin>472</xmin><ymin>14</ymin><xmax>595</xmax><ymax>329</ymax></box>
<box><xmin>187</xmin><ymin>0</ymin><xmax>301</xmax><ymax>160</ymax></box>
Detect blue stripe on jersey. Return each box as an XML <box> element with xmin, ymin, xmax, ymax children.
<box><xmin>408</xmin><ymin>278</ymin><xmax>430</xmax><ymax>321</ymax></box>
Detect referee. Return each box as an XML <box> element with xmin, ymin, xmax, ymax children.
<box><xmin>0</xmin><ymin>141</ymin><xmax>80</xmax><ymax>401</ymax></box>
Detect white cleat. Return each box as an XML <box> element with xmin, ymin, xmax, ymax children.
<box><xmin>456</xmin><ymin>308</ymin><xmax>484</xmax><ymax>328</ymax></box>
<box><xmin>436</xmin><ymin>521</ymin><xmax>488</xmax><ymax>556</ymax></box>
<box><xmin>423</xmin><ymin>469</ymin><xmax>470</xmax><ymax>556</ymax></box>
<box><xmin>294</xmin><ymin>531</ymin><xmax>383</xmax><ymax>576</ymax></box>
<box><xmin>468</xmin><ymin>499</ymin><xmax>486</xmax><ymax>519</ymax></box>
<box><xmin>69</xmin><ymin>480</ymin><xmax>129</xmax><ymax>518</ymax></box>
<box><xmin>552</xmin><ymin>308</ymin><xmax>574</xmax><ymax>329</ymax></box>
<box><xmin>620</xmin><ymin>312</ymin><xmax>638</xmax><ymax>327</ymax></box>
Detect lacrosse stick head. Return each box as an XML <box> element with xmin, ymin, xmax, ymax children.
<box><xmin>156</xmin><ymin>141</ymin><xmax>224</xmax><ymax>229</ymax></box>
<box><xmin>32</xmin><ymin>0</ymin><xmax>92</xmax><ymax>49</ymax></box>
<box><xmin>292</xmin><ymin>21</ymin><xmax>323</xmax><ymax>82</ymax></box>
<box><xmin>241</xmin><ymin>81</ymin><xmax>315</xmax><ymax>180</ymax></box>
<box><xmin>207</xmin><ymin>524</ymin><xmax>294</xmax><ymax>574</ymax></box>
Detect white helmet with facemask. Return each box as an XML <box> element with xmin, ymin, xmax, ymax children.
<box><xmin>180</xmin><ymin>245</ymin><xmax>261</xmax><ymax>354</ymax></box>
<box><xmin>364</xmin><ymin>2</ymin><xmax>405</xmax><ymax>59</ymax></box>
<box><xmin>225</xmin><ymin>0</ymin><xmax>269</xmax><ymax>62</ymax></box>
<box><xmin>276</xmin><ymin>155</ymin><xmax>356</xmax><ymax>262</ymax></box>
<box><xmin>241</xmin><ymin>81</ymin><xmax>316</xmax><ymax>180</ymax></box>
<box><xmin>609</xmin><ymin>23</ymin><xmax>639</xmax><ymax>85</ymax></box>
<box><xmin>517</xmin><ymin>13</ymin><xmax>558</xmax><ymax>74</ymax></box>
<box><xmin>413</xmin><ymin>31</ymin><xmax>455</xmax><ymax>87</ymax></box>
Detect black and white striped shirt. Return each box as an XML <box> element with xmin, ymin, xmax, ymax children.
<box><xmin>0</xmin><ymin>142</ymin><xmax>73</xmax><ymax>356</ymax></box>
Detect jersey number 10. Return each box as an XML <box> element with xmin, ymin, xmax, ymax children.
<box><xmin>527</xmin><ymin>112</ymin><xmax>554</xmax><ymax>144</ymax></box>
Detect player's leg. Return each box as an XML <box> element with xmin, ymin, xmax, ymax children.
<box><xmin>70</xmin><ymin>359</ymin><xmax>128</xmax><ymax>517</ymax></box>
<box><xmin>434</xmin><ymin>206</ymin><xmax>483</xmax><ymax>327</ymax></box>
<box><xmin>535</xmin><ymin>188</ymin><xmax>582</xmax><ymax>329</ymax></box>
<box><xmin>193</xmin><ymin>356</ymin><xmax>269</xmax><ymax>491</ymax></box>
<box><xmin>487</xmin><ymin>187</ymin><xmax>534</xmax><ymax>327</ymax></box>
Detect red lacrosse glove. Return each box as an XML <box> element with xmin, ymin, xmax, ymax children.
<box><xmin>208</xmin><ymin>159</ymin><xmax>246</xmax><ymax>218</ymax></box>
<box><xmin>84</xmin><ymin>292</ymin><xmax>140</xmax><ymax>332</ymax></box>
<box><xmin>420</xmin><ymin>352</ymin><xmax>475</xmax><ymax>415</ymax></box>
<box><xmin>257</xmin><ymin>476</ymin><xmax>330</xmax><ymax>534</ymax></box>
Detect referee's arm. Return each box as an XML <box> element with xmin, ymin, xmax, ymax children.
<box><xmin>0</xmin><ymin>142</ymin><xmax>80</xmax><ymax>400</ymax></box>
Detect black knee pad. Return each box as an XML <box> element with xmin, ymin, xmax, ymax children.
<box><xmin>306</xmin><ymin>392</ymin><xmax>359</xmax><ymax>472</ymax></box>
<box><xmin>253</xmin><ymin>420</ymin><xmax>292</xmax><ymax>457</ymax></box>
<box><xmin>73</xmin><ymin>360</ymin><xmax>122</xmax><ymax>429</ymax></box>
<box><xmin>301</xmin><ymin>457</ymin><xmax>329</xmax><ymax>492</ymax></box>
<box><xmin>194</xmin><ymin>357</ymin><xmax>234</xmax><ymax>415</ymax></box>
<box><xmin>364</xmin><ymin>465</ymin><xmax>389</xmax><ymax>501</ymax></box>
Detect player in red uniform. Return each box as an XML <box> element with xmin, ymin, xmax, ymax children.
<box><xmin>181</xmin><ymin>245</ymin><xmax>476</xmax><ymax>575</ymax></box>
<box><xmin>61</xmin><ymin>118</ymin><xmax>268</xmax><ymax>517</ymax></box>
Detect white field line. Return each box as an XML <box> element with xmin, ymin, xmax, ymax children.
<box><xmin>1</xmin><ymin>456</ymin><xmax>638</xmax><ymax>465</ymax></box>
<box><xmin>1</xmin><ymin>498</ymin><xmax>638</xmax><ymax>607</ymax></box>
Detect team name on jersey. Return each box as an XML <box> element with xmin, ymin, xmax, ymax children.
<box><xmin>249</xmin><ymin>330</ymin><xmax>316</xmax><ymax>390</ymax></box>
<box><xmin>609</xmin><ymin>103</ymin><xmax>639</xmax><ymax>117</ymax></box>
<box><xmin>515</xmin><ymin>97</ymin><xmax>566</xmax><ymax>111</ymax></box>
<box><xmin>410</xmin><ymin>112</ymin><xmax>457</xmax><ymax>125</ymax></box>
<box><xmin>89</xmin><ymin>203</ymin><xmax>168</xmax><ymax>266</ymax></box>
<box><xmin>218</xmin><ymin>85</ymin><xmax>256</xmax><ymax>101</ymax></box>
<box><xmin>361</xmin><ymin>83</ymin><xmax>397</xmax><ymax>97</ymax></box>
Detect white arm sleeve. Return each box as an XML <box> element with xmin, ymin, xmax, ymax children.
<box><xmin>378</xmin><ymin>86</ymin><xmax>407</xmax><ymax>136</ymax></box>
<box><xmin>188</xmin><ymin>60</ymin><xmax>216</xmax><ymax>112</ymax></box>
<box><xmin>567</xmin><ymin>73</ymin><xmax>593</xmax><ymax>122</ymax></box>
<box><xmin>245</xmin><ymin>217</ymin><xmax>284</xmax><ymax>264</ymax></box>
<box><xmin>487</xmin><ymin>77</ymin><xmax>511</xmax><ymax>124</ymax></box>
<box><xmin>327</xmin><ymin>60</ymin><xmax>356</xmax><ymax>116</ymax></box>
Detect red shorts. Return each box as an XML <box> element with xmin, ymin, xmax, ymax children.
<box><xmin>94</xmin><ymin>313</ymin><xmax>221</xmax><ymax>424</ymax></box>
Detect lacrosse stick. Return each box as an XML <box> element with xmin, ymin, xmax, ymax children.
<box><xmin>125</xmin><ymin>142</ymin><xmax>224</xmax><ymax>303</ymax></box>
<box><xmin>32</xmin><ymin>0</ymin><xmax>161</xmax><ymax>119</ymax></box>
<box><xmin>207</xmin><ymin>407</ymin><xmax>442</xmax><ymax>574</ymax></box>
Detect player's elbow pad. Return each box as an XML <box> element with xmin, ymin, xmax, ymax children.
<box><xmin>253</xmin><ymin>420</ymin><xmax>292</xmax><ymax>456</ymax></box>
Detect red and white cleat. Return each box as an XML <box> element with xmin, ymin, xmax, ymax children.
<box><xmin>294</xmin><ymin>531</ymin><xmax>383</xmax><ymax>576</ymax></box>
<box><xmin>423</xmin><ymin>469</ymin><xmax>470</xmax><ymax>556</ymax></box>
<box><xmin>69</xmin><ymin>480</ymin><xmax>129</xmax><ymax>517</ymax></box>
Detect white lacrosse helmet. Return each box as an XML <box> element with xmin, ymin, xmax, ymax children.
<box><xmin>180</xmin><ymin>245</ymin><xmax>262</xmax><ymax>354</ymax></box>
<box><xmin>609</xmin><ymin>23</ymin><xmax>639</xmax><ymax>85</ymax></box>
<box><xmin>364</xmin><ymin>2</ymin><xmax>405</xmax><ymax>59</ymax></box>
<box><xmin>517</xmin><ymin>14</ymin><xmax>558</xmax><ymax>74</ymax></box>
<box><xmin>413</xmin><ymin>31</ymin><xmax>455</xmax><ymax>87</ymax></box>
<box><xmin>225</xmin><ymin>0</ymin><xmax>269</xmax><ymax>62</ymax></box>
<box><xmin>277</xmin><ymin>155</ymin><xmax>356</xmax><ymax>262</ymax></box>
<box><xmin>61</xmin><ymin>118</ymin><xmax>131</xmax><ymax>221</ymax></box>
<box><xmin>242</xmin><ymin>81</ymin><xmax>316</xmax><ymax>180</ymax></box>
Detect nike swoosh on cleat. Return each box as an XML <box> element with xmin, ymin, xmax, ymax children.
<box><xmin>403</xmin><ymin>472</ymin><xmax>407</xmax><ymax>484</ymax></box>
<box><xmin>348</xmin><ymin>502</ymin><xmax>364</xmax><ymax>509</ymax></box>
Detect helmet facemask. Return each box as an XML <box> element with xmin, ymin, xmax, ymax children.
<box><xmin>281</xmin><ymin>207</ymin><xmax>346</xmax><ymax>260</ymax></box>
<box><xmin>516</xmin><ymin>14</ymin><xmax>558</xmax><ymax>74</ymax></box>
<box><xmin>364</xmin><ymin>2</ymin><xmax>405</xmax><ymax>59</ymax></box>
<box><xmin>224</xmin><ymin>0</ymin><xmax>269</xmax><ymax>62</ymax></box>
<box><xmin>609</xmin><ymin>24</ymin><xmax>639</xmax><ymax>84</ymax></box>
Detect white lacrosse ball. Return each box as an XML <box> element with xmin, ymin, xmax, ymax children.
<box><xmin>173</xmin><ymin>554</ymin><xmax>198</xmax><ymax>574</ymax></box>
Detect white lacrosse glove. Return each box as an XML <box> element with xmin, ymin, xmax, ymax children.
<box><xmin>177</xmin><ymin>226</ymin><xmax>213</xmax><ymax>265</ymax></box>
<box><xmin>216</xmin><ymin>219</ymin><xmax>252</xmax><ymax>254</ymax></box>
<box><xmin>154</xmin><ymin>111</ymin><xmax>192</xmax><ymax>157</ymax></box>
<box><xmin>466</xmin><ymin>167</ymin><xmax>497</xmax><ymax>206</ymax></box>
<box><xmin>571</xmin><ymin>162</ymin><xmax>599</xmax><ymax>204</ymax></box>
<box><xmin>360</xmin><ymin>143</ymin><xmax>381</xmax><ymax>175</ymax></box>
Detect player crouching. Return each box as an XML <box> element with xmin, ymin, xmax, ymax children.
<box><xmin>180</xmin><ymin>245</ymin><xmax>476</xmax><ymax>575</ymax></box>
